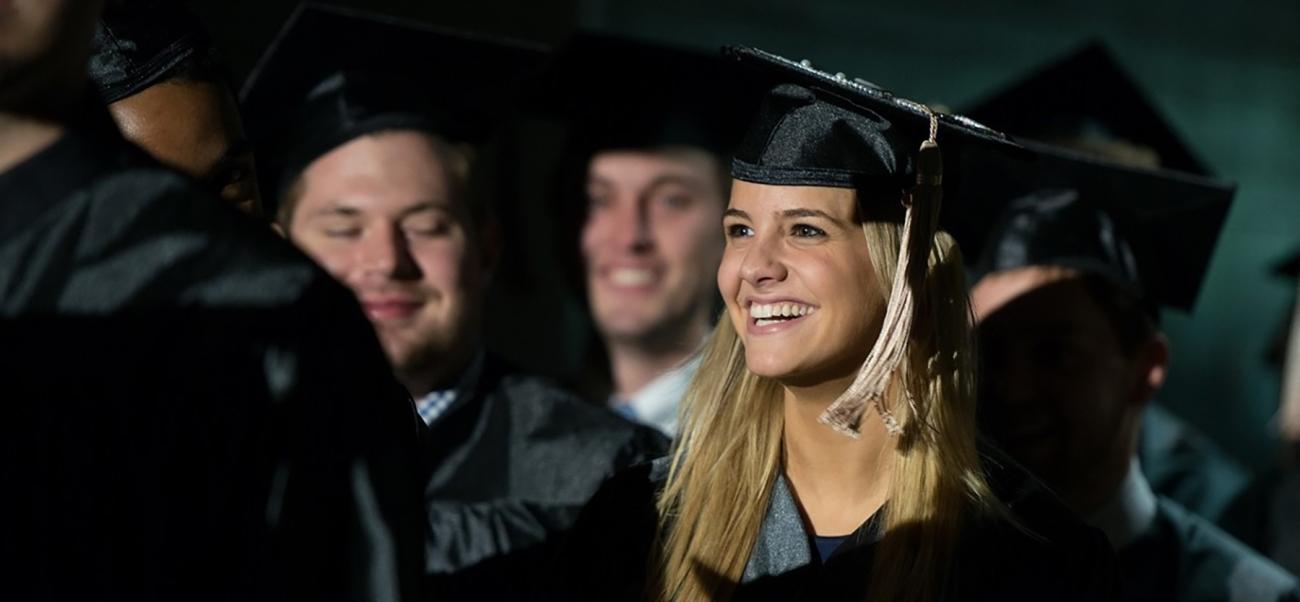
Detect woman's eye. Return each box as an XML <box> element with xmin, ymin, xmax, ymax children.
<box><xmin>726</xmin><ymin>223</ymin><xmax>753</xmax><ymax>238</ymax></box>
<box><xmin>791</xmin><ymin>224</ymin><xmax>826</xmax><ymax>238</ymax></box>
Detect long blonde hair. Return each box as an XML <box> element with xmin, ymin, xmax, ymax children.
<box><xmin>651</xmin><ymin>217</ymin><xmax>996</xmax><ymax>602</ymax></box>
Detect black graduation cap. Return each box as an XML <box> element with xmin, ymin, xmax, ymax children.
<box><xmin>725</xmin><ymin>45</ymin><xmax>1024</xmax><ymax>205</ymax></box>
<box><xmin>89</xmin><ymin>0</ymin><xmax>213</xmax><ymax>104</ymax></box>
<box><xmin>964</xmin><ymin>41</ymin><xmax>1209</xmax><ymax>176</ymax></box>
<box><xmin>958</xmin><ymin>138</ymin><xmax>1235</xmax><ymax>313</ymax></box>
<box><xmin>540</xmin><ymin>33</ymin><xmax>766</xmax><ymax>158</ymax></box>
<box><xmin>240</xmin><ymin>3</ymin><xmax>547</xmax><ymax>210</ymax></box>
<box><xmin>720</xmin><ymin>46</ymin><xmax>1024</xmax><ymax>438</ymax></box>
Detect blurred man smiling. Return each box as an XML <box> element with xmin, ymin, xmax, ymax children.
<box><xmin>551</xmin><ymin>34</ymin><xmax>762</xmax><ymax>435</ymax></box>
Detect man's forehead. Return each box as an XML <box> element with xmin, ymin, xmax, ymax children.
<box><xmin>588</xmin><ymin>148</ymin><xmax>719</xmax><ymax>183</ymax></box>
<box><xmin>304</xmin><ymin>196</ymin><xmax>451</xmax><ymax>218</ymax></box>
<box><xmin>971</xmin><ymin>264</ymin><xmax>1083</xmax><ymax>322</ymax></box>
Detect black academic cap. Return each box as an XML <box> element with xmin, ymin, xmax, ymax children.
<box><xmin>964</xmin><ymin>41</ymin><xmax>1209</xmax><ymax>176</ymax></box>
<box><xmin>240</xmin><ymin>3</ymin><xmax>546</xmax><ymax>208</ymax></box>
<box><xmin>724</xmin><ymin>46</ymin><xmax>1023</xmax><ymax>204</ymax></box>
<box><xmin>90</xmin><ymin>0</ymin><xmax>213</xmax><ymax>104</ymax></box>
<box><xmin>540</xmin><ymin>33</ymin><xmax>765</xmax><ymax>157</ymax></box>
<box><xmin>959</xmin><ymin>139</ymin><xmax>1234</xmax><ymax>312</ymax></box>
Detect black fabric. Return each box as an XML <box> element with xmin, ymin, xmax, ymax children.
<box><xmin>0</xmin><ymin>130</ymin><xmax>427</xmax><ymax>601</ymax></box>
<box><xmin>421</xmin><ymin>355</ymin><xmax>668</xmax><ymax>600</ymax></box>
<box><xmin>1117</xmin><ymin>498</ymin><xmax>1299</xmax><ymax>602</ymax></box>
<box><xmin>731</xmin><ymin>83</ymin><xmax>915</xmax><ymax>197</ymax></box>
<box><xmin>974</xmin><ymin>188</ymin><xmax>1144</xmax><ymax>299</ymax></box>
<box><xmin>539</xmin><ymin>33</ymin><xmax>766</xmax><ymax>157</ymax></box>
<box><xmin>1138</xmin><ymin>403</ymin><xmax>1262</xmax><ymax>545</ymax></box>
<box><xmin>964</xmin><ymin>41</ymin><xmax>1210</xmax><ymax>176</ymax></box>
<box><xmin>239</xmin><ymin>3</ymin><xmax>546</xmax><ymax>210</ymax></box>
<box><xmin>89</xmin><ymin>0</ymin><xmax>212</xmax><ymax>104</ymax></box>
<box><xmin>725</xmin><ymin>46</ymin><xmax>1023</xmax><ymax>203</ymax></box>
<box><xmin>954</xmin><ymin>139</ymin><xmax>1234</xmax><ymax>311</ymax></box>
<box><xmin>545</xmin><ymin>447</ymin><xmax>1118</xmax><ymax>601</ymax></box>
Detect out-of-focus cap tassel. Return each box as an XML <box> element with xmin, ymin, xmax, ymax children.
<box><xmin>819</xmin><ymin>107</ymin><xmax>944</xmax><ymax>438</ymax></box>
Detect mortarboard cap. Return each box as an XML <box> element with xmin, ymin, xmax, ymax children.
<box><xmin>957</xmin><ymin>139</ymin><xmax>1234</xmax><ymax>313</ymax></box>
<box><xmin>90</xmin><ymin>0</ymin><xmax>214</xmax><ymax>104</ymax></box>
<box><xmin>540</xmin><ymin>33</ymin><xmax>765</xmax><ymax>158</ymax></box>
<box><xmin>964</xmin><ymin>41</ymin><xmax>1209</xmax><ymax>175</ymax></box>
<box><xmin>720</xmin><ymin>45</ymin><xmax>1023</xmax><ymax>438</ymax></box>
<box><xmin>726</xmin><ymin>46</ymin><xmax>1024</xmax><ymax>206</ymax></box>
<box><xmin>240</xmin><ymin>3</ymin><xmax>547</xmax><ymax>211</ymax></box>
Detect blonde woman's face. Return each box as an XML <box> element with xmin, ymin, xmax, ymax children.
<box><xmin>719</xmin><ymin>180</ymin><xmax>885</xmax><ymax>385</ymax></box>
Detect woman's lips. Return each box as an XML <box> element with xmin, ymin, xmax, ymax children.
<box><xmin>362</xmin><ymin>299</ymin><xmax>423</xmax><ymax>321</ymax></box>
<box><xmin>744</xmin><ymin>299</ymin><xmax>817</xmax><ymax>336</ymax></box>
<box><xmin>747</xmin><ymin>313</ymin><xmax>810</xmax><ymax>336</ymax></box>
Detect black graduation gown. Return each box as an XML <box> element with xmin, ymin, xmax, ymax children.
<box><xmin>1118</xmin><ymin>498</ymin><xmax>1299</xmax><ymax>602</ymax></box>
<box><xmin>547</xmin><ymin>449</ymin><xmax>1118</xmax><ymax>601</ymax></box>
<box><xmin>1138</xmin><ymin>403</ymin><xmax>1267</xmax><ymax>547</ymax></box>
<box><xmin>0</xmin><ymin>130</ymin><xmax>427</xmax><ymax>601</ymax></box>
<box><xmin>422</xmin><ymin>355</ymin><xmax>669</xmax><ymax>600</ymax></box>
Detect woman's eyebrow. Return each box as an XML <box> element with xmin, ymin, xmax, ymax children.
<box><xmin>780</xmin><ymin>208</ymin><xmax>840</xmax><ymax>222</ymax></box>
<box><xmin>724</xmin><ymin>208</ymin><xmax>750</xmax><ymax>220</ymax></box>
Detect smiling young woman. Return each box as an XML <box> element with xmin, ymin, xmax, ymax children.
<box><xmin>548</xmin><ymin>48</ymin><xmax>1117</xmax><ymax>602</ymax></box>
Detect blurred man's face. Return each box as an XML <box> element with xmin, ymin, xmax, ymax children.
<box><xmin>0</xmin><ymin>0</ymin><xmax>101</xmax><ymax>112</ymax></box>
<box><xmin>971</xmin><ymin>266</ymin><xmax>1143</xmax><ymax>507</ymax></box>
<box><xmin>581</xmin><ymin>149</ymin><xmax>725</xmax><ymax>346</ymax></box>
<box><xmin>287</xmin><ymin>130</ymin><xmax>486</xmax><ymax>383</ymax></box>
<box><xmin>109</xmin><ymin>80</ymin><xmax>261</xmax><ymax>215</ymax></box>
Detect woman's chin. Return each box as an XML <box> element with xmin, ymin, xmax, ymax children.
<box><xmin>744</xmin><ymin>350</ymin><xmax>816</xmax><ymax>382</ymax></box>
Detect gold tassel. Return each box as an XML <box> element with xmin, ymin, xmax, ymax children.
<box><xmin>819</xmin><ymin>108</ymin><xmax>944</xmax><ymax>438</ymax></box>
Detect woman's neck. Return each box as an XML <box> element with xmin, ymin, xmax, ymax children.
<box><xmin>781</xmin><ymin>375</ymin><xmax>895</xmax><ymax>536</ymax></box>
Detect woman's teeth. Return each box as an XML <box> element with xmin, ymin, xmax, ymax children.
<box><xmin>750</xmin><ymin>302</ymin><xmax>816</xmax><ymax>326</ymax></box>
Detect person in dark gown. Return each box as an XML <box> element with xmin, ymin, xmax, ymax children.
<box><xmin>964</xmin><ymin>41</ymin><xmax>1262</xmax><ymax>538</ymax></box>
<box><xmin>961</xmin><ymin>140</ymin><xmax>1299</xmax><ymax>601</ymax></box>
<box><xmin>546</xmin><ymin>46</ymin><xmax>1117</xmax><ymax>602</ymax></box>
<box><xmin>0</xmin><ymin>1</ymin><xmax>426</xmax><ymax>600</ymax></box>
<box><xmin>240</xmin><ymin>6</ymin><xmax>668</xmax><ymax>599</ymax></box>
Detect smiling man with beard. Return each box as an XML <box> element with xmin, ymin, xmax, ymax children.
<box><xmin>243</xmin><ymin>6</ymin><xmax>667</xmax><ymax>599</ymax></box>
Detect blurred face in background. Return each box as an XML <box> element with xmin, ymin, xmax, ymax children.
<box><xmin>0</xmin><ymin>0</ymin><xmax>102</xmax><ymax>113</ymax></box>
<box><xmin>582</xmin><ymin>148</ymin><xmax>726</xmax><ymax>348</ymax></box>
<box><xmin>286</xmin><ymin>129</ymin><xmax>487</xmax><ymax>391</ymax></box>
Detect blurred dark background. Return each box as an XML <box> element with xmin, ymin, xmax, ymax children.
<box><xmin>191</xmin><ymin>0</ymin><xmax>1300</xmax><ymax>471</ymax></box>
